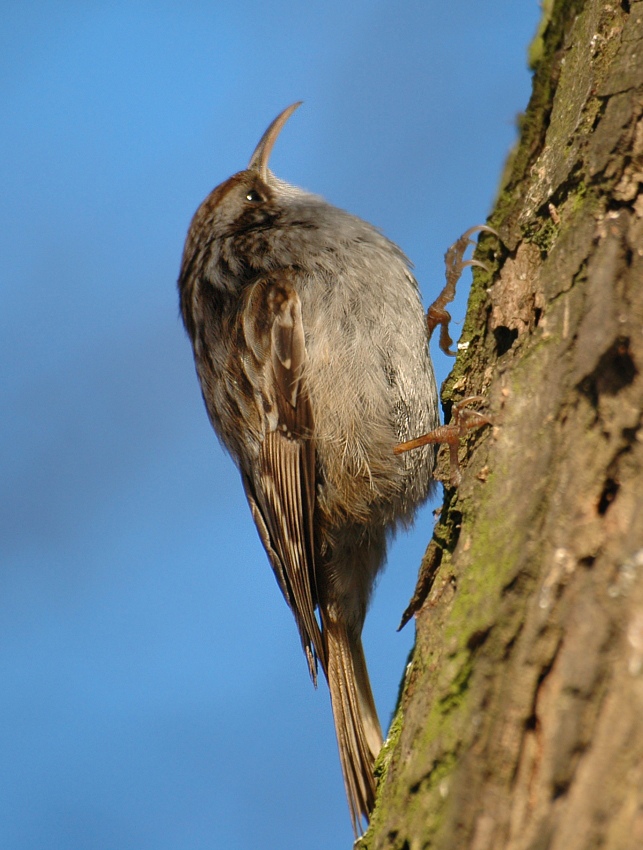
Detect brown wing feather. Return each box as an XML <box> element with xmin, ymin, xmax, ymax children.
<box><xmin>240</xmin><ymin>273</ymin><xmax>325</xmax><ymax>680</ymax></box>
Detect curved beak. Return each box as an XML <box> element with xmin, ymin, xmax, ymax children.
<box><xmin>248</xmin><ymin>101</ymin><xmax>302</xmax><ymax>180</ymax></box>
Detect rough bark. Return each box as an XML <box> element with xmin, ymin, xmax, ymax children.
<box><xmin>360</xmin><ymin>1</ymin><xmax>643</xmax><ymax>848</ymax></box>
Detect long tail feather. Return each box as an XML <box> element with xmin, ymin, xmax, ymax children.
<box><xmin>323</xmin><ymin>618</ymin><xmax>383</xmax><ymax>837</ymax></box>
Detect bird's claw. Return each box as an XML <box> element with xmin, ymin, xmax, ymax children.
<box><xmin>426</xmin><ymin>225</ymin><xmax>500</xmax><ymax>357</ymax></box>
<box><xmin>394</xmin><ymin>396</ymin><xmax>491</xmax><ymax>487</ymax></box>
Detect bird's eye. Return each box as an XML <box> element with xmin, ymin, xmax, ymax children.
<box><xmin>245</xmin><ymin>188</ymin><xmax>263</xmax><ymax>203</ymax></box>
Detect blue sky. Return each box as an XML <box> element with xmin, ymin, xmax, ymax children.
<box><xmin>1</xmin><ymin>3</ymin><xmax>540</xmax><ymax>848</ymax></box>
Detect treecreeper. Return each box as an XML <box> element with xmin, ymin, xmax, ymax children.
<box><xmin>177</xmin><ymin>102</ymin><xmax>486</xmax><ymax>835</ymax></box>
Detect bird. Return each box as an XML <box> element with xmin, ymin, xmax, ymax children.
<box><xmin>177</xmin><ymin>102</ymin><xmax>439</xmax><ymax>835</ymax></box>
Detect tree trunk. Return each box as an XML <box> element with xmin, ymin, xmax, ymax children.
<box><xmin>361</xmin><ymin>2</ymin><xmax>643</xmax><ymax>848</ymax></box>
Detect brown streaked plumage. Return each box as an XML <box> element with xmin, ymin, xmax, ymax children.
<box><xmin>178</xmin><ymin>103</ymin><xmax>438</xmax><ymax>835</ymax></box>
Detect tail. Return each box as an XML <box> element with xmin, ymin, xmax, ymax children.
<box><xmin>323</xmin><ymin>617</ymin><xmax>383</xmax><ymax>837</ymax></box>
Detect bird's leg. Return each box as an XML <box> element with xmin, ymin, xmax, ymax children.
<box><xmin>394</xmin><ymin>396</ymin><xmax>490</xmax><ymax>487</ymax></box>
<box><xmin>427</xmin><ymin>225</ymin><xmax>497</xmax><ymax>356</ymax></box>
<box><xmin>394</xmin><ymin>226</ymin><xmax>498</xmax><ymax>484</ymax></box>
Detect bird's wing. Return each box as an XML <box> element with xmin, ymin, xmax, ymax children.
<box><xmin>238</xmin><ymin>272</ymin><xmax>325</xmax><ymax>682</ymax></box>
